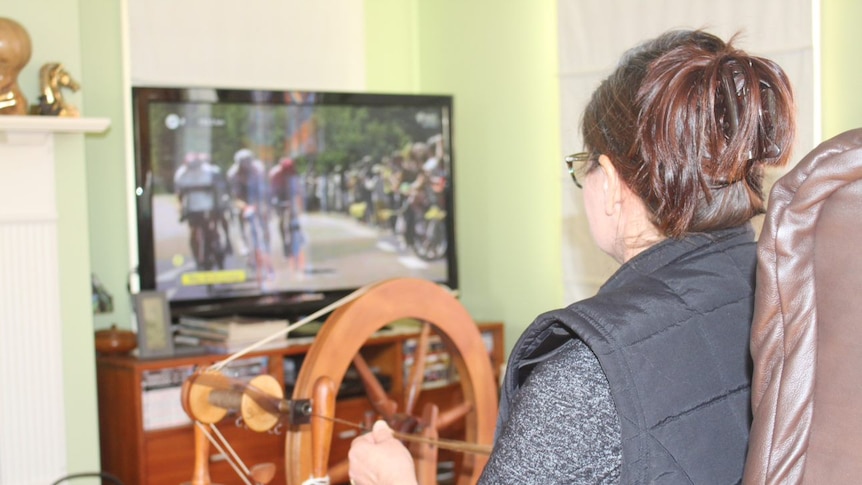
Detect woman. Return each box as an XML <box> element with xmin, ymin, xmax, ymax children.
<box><xmin>349</xmin><ymin>29</ymin><xmax>795</xmax><ymax>484</ymax></box>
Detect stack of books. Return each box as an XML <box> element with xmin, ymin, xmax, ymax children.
<box><xmin>173</xmin><ymin>316</ymin><xmax>290</xmax><ymax>354</ymax></box>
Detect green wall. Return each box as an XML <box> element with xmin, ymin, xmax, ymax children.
<box><xmin>55</xmin><ymin>130</ymin><xmax>102</xmax><ymax>482</ymax></box>
<box><xmin>79</xmin><ymin>0</ymin><xmax>132</xmax><ymax>332</ymax></box>
<box><xmin>365</xmin><ymin>1</ymin><xmax>564</xmax><ymax>351</ymax></box>
<box><xmin>821</xmin><ymin>0</ymin><xmax>862</xmax><ymax>138</ymax></box>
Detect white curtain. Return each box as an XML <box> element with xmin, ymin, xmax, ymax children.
<box><xmin>557</xmin><ymin>0</ymin><xmax>817</xmax><ymax>304</ymax></box>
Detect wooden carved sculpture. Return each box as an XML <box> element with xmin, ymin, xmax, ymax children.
<box><xmin>182</xmin><ymin>277</ymin><xmax>499</xmax><ymax>485</ymax></box>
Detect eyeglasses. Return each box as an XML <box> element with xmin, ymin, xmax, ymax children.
<box><xmin>564</xmin><ymin>152</ymin><xmax>594</xmax><ymax>189</ymax></box>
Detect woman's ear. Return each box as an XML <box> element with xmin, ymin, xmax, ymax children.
<box><xmin>597</xmin><ymin>154</ymin><xmax>621</xmax><ymax>215</ymax></box>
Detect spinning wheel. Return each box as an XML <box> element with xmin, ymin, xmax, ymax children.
<box><xmin>285</xmin><ymin>278</ymin><xmax>499</xmax><ymax>485</ymax></box>
<box><xmin>181</xmin><ymin>278</ymin><xmax>499</xmax><ymax>485</ymax></box>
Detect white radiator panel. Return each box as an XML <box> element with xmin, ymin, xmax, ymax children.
<box><xmin>0</xmin><ymin>133</ymin><xmax>67</xmax><ymax>484</ymax></box>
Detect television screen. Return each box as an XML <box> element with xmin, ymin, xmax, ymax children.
<box><xmin>133</xmin><ymin>87</ymin><xmax>457</xmax><ymax>318</ymax></box>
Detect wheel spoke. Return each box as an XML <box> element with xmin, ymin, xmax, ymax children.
<box><xmin>412</xmin><ymin>403</ymin><xmax>439</xmax><ymax>485</ymax></box>
<box><xmin>404</xmin><ymin>321</ymin><xmax>432</xmax><ymax>416</ymax></box>
<box><xmin>352</xmin><ymin>353</ymin><xmax>397</xmax><ymax>420</ymax></box>
<box><xmin>437</xmin><ymin>401</ymin><xmax>473</xmax><ymax>431</ymax></box>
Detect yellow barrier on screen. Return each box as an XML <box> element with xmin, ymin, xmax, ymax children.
<box><xmin>181</xmin><ymin>270</ymin><xmax>247</xmax><ymax>286</ymax></box>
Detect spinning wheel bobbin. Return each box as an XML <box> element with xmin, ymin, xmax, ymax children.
<box><xmin>242</xmin><ymin>374</ymin><xmax>285</xmax><ymax>432</ymax></box>
<box><xmin>181</xmin><ymin>371</ymin><xmax>229</xmax><ymax>425</ymax></box>
<box><xmin>182</xmin><ymin>371</ymin><xmax>286</xmax><ymax>432</ymax></box>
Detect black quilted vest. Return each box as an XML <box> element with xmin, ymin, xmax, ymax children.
<box><xmin>499</xmin><ymin>225</ymin><xmax>756</xmax><ymax>484</ymax></box>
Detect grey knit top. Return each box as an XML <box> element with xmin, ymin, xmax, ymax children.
<box><xmin>479</xmin><ymin>338</ymin><xmax>621</xmax><ymax>483</ymax></box>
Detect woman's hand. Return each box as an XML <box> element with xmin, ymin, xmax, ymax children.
<box><xmin>348</xmin><ymin>420</ymin><xmax>418</xmax><ymax>485</ymax></box>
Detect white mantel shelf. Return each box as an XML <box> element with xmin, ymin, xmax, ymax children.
<box><xmin>0</xmin><ymin>114</ymin><xmax>110</xmax><ymax>134</ymax></box>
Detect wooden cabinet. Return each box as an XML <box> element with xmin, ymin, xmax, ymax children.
<box><xmin>96</xmin><ymin>322</ymin><xmax>503</xmax><ymax>485</ymax></box>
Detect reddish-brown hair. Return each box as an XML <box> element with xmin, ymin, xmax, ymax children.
<box><xmin>581</xmin><ymin>30</ymin><xmax>796</xmax><ymax>237</ymax></box>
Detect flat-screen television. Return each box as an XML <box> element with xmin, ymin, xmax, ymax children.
<box><xmin>132</xmin><ymin>86</ymin><xmax>457</xmax><ymax>319</ymax></box>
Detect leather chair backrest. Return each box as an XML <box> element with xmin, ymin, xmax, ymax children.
<box><xmin>744</xmin><ymin>128</ymin><xmax>862</xmax><ymax>484</ymax></box>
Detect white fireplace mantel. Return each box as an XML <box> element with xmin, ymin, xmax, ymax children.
<box><xmin>0</xmin><ymin>114</ymin><xmax>110</xmax><ymax>484</ymax></box>
<box><xmin>0</xmin><ymin>114</ymin><xmax>111</xmax><ymax>134</ymax></box>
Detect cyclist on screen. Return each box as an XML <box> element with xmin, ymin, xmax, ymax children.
<box><xmin>227</xmin><ymin>148</ymin><xmax>274</xmax><ymax>284</ymax></box>
<box><xmin>173</xmin><ymin>151</ymin><xmax>226</xmax><ymax>269</ymax></box>
<box><xmin>268</xmin><ymin>157</ymin><xmax>306</xmax><ymax>272</ymax></box>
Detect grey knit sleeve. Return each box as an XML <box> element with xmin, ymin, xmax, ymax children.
<box><xmin>478</xmin><ymin>338</ymin><xmax>621</xmax><ymax>484</ymax></box>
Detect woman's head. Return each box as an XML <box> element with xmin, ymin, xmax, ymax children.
<box><xmin>580</xmin><ymin>30</ymin><xmax>796</xmax><ymax>239</ymax></box>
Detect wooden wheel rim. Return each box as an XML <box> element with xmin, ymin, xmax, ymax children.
<box><xmin>285</xmin><ymin>277</ymin><xmax>498</xmax><ymax>485</ymax></box>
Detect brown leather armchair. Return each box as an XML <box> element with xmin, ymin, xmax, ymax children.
<box><xmin>744</xmin><ymin>128</ymin><xmax>862</xmax><ymax>483</ymax></box>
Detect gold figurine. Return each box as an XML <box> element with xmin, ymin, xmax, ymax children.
<box><xmin>33</xmin><ymin>62</ymin><xmax>80</xmax><ymax>117</ymax></box>
<box><xmin>0</xmin><ymin>17</ymin><xmax>32</xmax><ymax>116</ymax></box>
